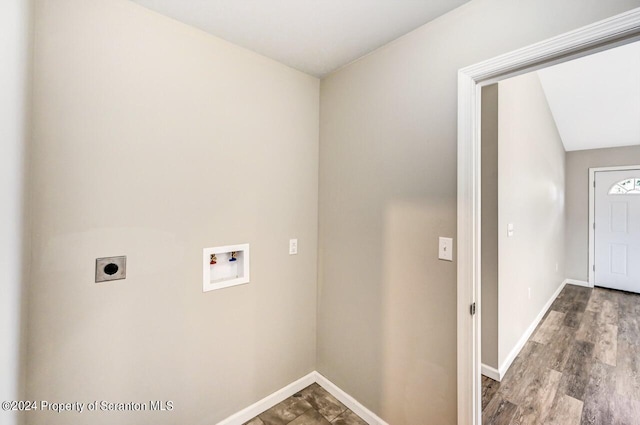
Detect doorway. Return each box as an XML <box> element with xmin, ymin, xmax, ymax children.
<box><xmin>591</xmin><ymin>167</ymin><xmax>640</xmax><ymax>293</ymax></box>
<box><xmin>456</xmin><ymin>8</ymin><xmax>640</xmax><ymax>425</ymax></box>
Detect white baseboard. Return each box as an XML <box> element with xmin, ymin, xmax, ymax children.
<box><xmin>216</xmin><ymin>371</ymin><xmax>387</xmax><ymax>425</ymax></box>
<box><xmin>564</xmin><ymin>278</ymin><xmax>592</xmax><ymax>288</ymax></box>
<box><xmin>498</xmin><ymin>279</ymin><xmax>567</xmax><ymax>379</ymax></box>
<box><xmin>485</xmin><ymin>278</ymin><xmax>591</xmax><ymax>382</ymax></box>
<box><xmin>218</xmin><ymin>276</ymin><xmax>586</xmax><ymax>425</ymax></box>
<box><xmin>314</xmin><ymin>372</ymin><xmax>389</xmax><ymax>425</ymax></box>
<box><xmin>481</xmin><ymin>364</ymin><xmax>501</xmax><ymax>382</ymax></box>
<box><xmin>216</xmin><ymin>372</ymin><xmax>316</xmax><ymax>425</ymax></box>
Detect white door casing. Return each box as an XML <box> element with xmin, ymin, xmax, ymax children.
<box><xmin>457</xmin><ymin>8</ymin><xmax>640</xmax><ymax>425</ymax></box>
<box><xmin>594</xmin><ymin>170</ymin><xmax>640</xmax><ymax>292</ymax></box>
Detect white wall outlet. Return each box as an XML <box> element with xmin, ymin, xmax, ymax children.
<box><xmin>289</xmin><ymin>239</ymin><xmax>298</xmax><ymax>255</ymax></box>
<box><xmin>507</xmin><ymin>223</ymin><xmax>514</xmax><ymax>237</ymax></box>
<box><xmin>438</xmin><ymin>237</ymin><xmax>453</xmax><ymax>261</ymax></box>
<box><xmin>555</xmin><ymin>263</ymin><xmax>559</xmax><ymax>272</ymax></box>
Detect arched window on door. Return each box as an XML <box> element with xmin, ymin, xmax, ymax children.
<box><xmin>609</xmin><ymin>178</ymin><xmax>640</xmax><ymax>194</ymax></box>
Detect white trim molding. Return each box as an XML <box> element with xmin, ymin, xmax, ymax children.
<box><xmin>216</xmin><ymin>371</ymin><xmax>388</xmax><ymax>425</ymax></box>
<box><xmin>564</xmin><ymin>278</ymin><xmax>591</xmax><ymax>288</ymax></box>
<box><xmin>498</xmin><ymin>280</ymin><xmax>567</xmax><ymax>380</ymax></box>
<box><xmin>482</xmin><ymin>279</ymin><xmax>592</xmax><ymax>383</ymax></box>
<box><xmin>481</xmin><ymin>364</ymin><xmax>501</xmax><ymax>382</ymax></box>
<box><xmin>314</xmin><ymin>372</ymin><xmax>389</xmax><ymax>425</ymax></box>
<box><xmin>457</xmin><ymin>8</ymin><xmax>640</xmax><ymax>425</ymax></box>
<box><xmin>588</xmin><ymin>165</ymin><xmax>640</xmax><ymax>287</ymax></box>
<box><xmin>482</xmin><ymin>280</ymin><xmax>589</xmax><ymax>383</ymax></box>
<box><xmin>216</xmin><ymin>372</ymin><xmax>316</xmax><ymax>425</ymax></box>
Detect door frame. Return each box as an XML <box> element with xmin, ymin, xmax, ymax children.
<box><xmin>457</xmin><ymin>8</ymin><xmax>640</xmax><ymax>425</ymax></box>
<box><xmin>589</xmin><ymin>165</ymin><xmax>640</xmax><ymax>286</ymax></box>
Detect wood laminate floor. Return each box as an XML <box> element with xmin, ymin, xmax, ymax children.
<box><xmin>244</xmin><ymin>383</ymin><xmax>367</xmax><ymax>425</ymax></box>
<box><xmin>482</xmin><ymin>284</ymin><xmax>640</xmax><ymax>425</ymax></box>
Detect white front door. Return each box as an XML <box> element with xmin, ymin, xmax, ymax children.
<box><xmin>594</xmin><ymin>170</ymin><xmax>640</xmax><ymax>293</ymax></box>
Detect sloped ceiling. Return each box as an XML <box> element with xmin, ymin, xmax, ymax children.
<box><xmin>537</xmin><ymin>40</ymin><xmax>640</xmax><ymax>152</ymax></box>
<box><xmin>129</xmin><ymin>0</ymin><xmax>470</xmax><ymax>77</ymax></box>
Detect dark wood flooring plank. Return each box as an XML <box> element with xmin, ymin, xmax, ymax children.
<box><xmin>576</xmin><ymin>311</ymin><xmax>598</xmax><ymax>343</ymax></box>
<box><xmin>498</xmin><ymin>342</ymin><xmax>547</xmax><ymax>405</ymax></box>
<box><xmin>482</xmin><ymin>376</ymin><xmax>501</xmax><ymax>411</ymax></box>
<box><xmin>509</xmin><ymin>368</ymin><xmax>562</xmax><ymax>425</ymax></box>
<box><xmin>615</xmin><ymin>341</ymin><xmax>640</xmax><ymax>401</ymax></box>
<box><xmin>288</xmin><ymin>409</ymin><xmax>331</xmax><ymax>425</ymax></box>
<box><xmin>613</xmin><ymin>396</ymin><xmax>640</xmax><ymax>425</ymax></box>
<box><xmin>594</xmin><ymin>323</ymin><xmax>617</xmax><ymax>366</ymax></box>
<box><xmin>543</xmin><ymin>325</ymin><xmax>576</xmax><ymax>372</ymax></box>
<box><xmin>565</xmin><ymin>287</ymin><xmax>590</xmax><ymax>318</ymax></box>
<box><xmin>482</xmin><ymin>394</ymin><xmax>518</xmax><ymax>425</ymax></box>
<box><xmin>617</xmin><ymin>318</ymin><xmax>640</xmax><ymax>348</ymax></box>
<box><xmin>580</xmin><ymin>361</ymin><xmax>616</xmax><ymax>425</ymax></box>
<box><xmin>559</xmin><ymin>340</ymin><xmax>595</xmax><ymax>401</ymax></box>
<box><xmin>564</xmin><ymin>311</ymin><xmax>584</xmax><ymax>328</ymax></box>
<box><xmin>482</xmin><ymin>285</ymin><xmax>640</xmax><ymax>425</ymax></box>
<box><xmin>259</xmin><ymin>396</ymin><xmax>313</xmax><ymax>425</ymax></box>
<box><xmin>597</xmin><ymin>299</ymin><xmax>619</xmax><ymax>327</ymax></box>
<box><xmin>298</xmin><ymin>383</ymin><xmax>347</xmax><ymax>421</ymax></box>
<box><xmin>331</xmin><ymin>409</ymin><xmax>367</xmax><ymax>425</ymax></box>
<box><xmin>586</xmin><ymin>289</ymin><xmax>607</xmax><ymax>313</ymax></box>
<box><xmin>550</xmin><ymin>287</ymin><xmax>578</xmax><ymax>314</ymax></box>
<box><xmin>617</xmin><ymin>296</ymin><xmax>640</xmax><ymax>348</ymax></box>
<box><xmin>546</xmin><ymin>394</ymin><xmax>583</xmax><ymax>425</ymax></box>
<box><xmin>532</xmin><ymin>311</ymin><xmax>566</xmax><ymax>345</ymax></box>
<box><xmin>574</xmin><ymin>286</ymin><xmax>593</xmax><ymax>304</ymax></box>
<box><xmin>617</xmin><ymin>291</ymin><xmax>640</xmax><ymax>318</ymax></box>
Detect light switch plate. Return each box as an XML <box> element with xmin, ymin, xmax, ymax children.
<box><xmin>96</xmin><ymin>256</ymin><xmax>126</xmax><ymax>283</ymax></box>
<box><xmin>439</xmin><ymin>237</ymin><xmax>453</xmax><ymax>261</ymax></box>
<box><xmin>289</xmin><ymin>239</ymin><xmax>298</xmax><ymax>255</ymax></box>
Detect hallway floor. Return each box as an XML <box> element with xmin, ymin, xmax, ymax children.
<box><xmin>244</xmin><ymin>383</ymin><xmax>368</xmax><ymax>425</ymax></box>
<box><xmin>482</xmin><ymin>284</ymin><xmax>640</xmax><ymax>425</ymax></box>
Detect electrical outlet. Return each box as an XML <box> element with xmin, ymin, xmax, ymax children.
<box><xmin>289</xmin><ymin>239</ymin><xmax>298</xmax><ymax>255</ymax></box>
<box><xmin>96</xmin><ymin>256</ymin><xmax>126</xmax><ymax>283</ymax></box>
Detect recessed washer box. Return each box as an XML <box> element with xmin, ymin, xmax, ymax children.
<box><xmin>203</xmin><ymin>244</ymin><xmax>250</xmax><ymax>292</ymax></box>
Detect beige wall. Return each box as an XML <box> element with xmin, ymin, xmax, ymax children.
<box><xmin>498</xmin><ymin>72</ymin><xmax>566</xmax><ymax>368</ymax></box>
<box><xmin>27</xmin><ymin>1</ymin><xmax>319</xmax><ymax>424</ymax></box>
<box><xmin>566</xmin><ymin>145</ymin><xmax>640</xmax><ymax>281</ymax></box>
<box><xmin>317</xmin><ymin>1</ymin><xmax>640</xmax><ymax>423</ymax></box>
<box><xmin>19</xmin><ymin>1</ymin><xmax>640</xmax><ymax>424</ymax></box>
<box><xmin>1</xmin><ymin>1</ymin><xmax>31</xmax><ymax>424</ymax></box>
<box><xmin>481</xmin><ymin>84</ymin><xmax>499</xmax><ymax>370</ymax></box>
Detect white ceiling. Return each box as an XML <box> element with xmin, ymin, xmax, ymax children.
<box><xmin>537</xmin><ymin>41</ymin><xmax>640</xmax><ymax>152</ymax></box>
<box><xmin>129</xmin><ymin>0</ymin><xmax>470</xmax><ymax>77</ymax></box>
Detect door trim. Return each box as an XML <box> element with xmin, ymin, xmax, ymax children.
<box><xmin>457</xmin><ymin>8</ymin><xmax>640</xmax><ymax>425</ymax></box>
<box><xmin>589</xmin><ymin>165</ymin><xmax>640</xmax><ymax>286</ymax></box>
